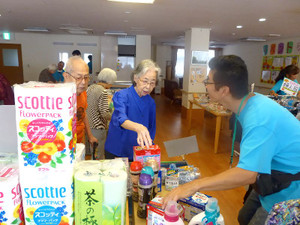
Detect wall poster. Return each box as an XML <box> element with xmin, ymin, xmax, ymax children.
<box><xmin>261</xmin><ymin>55</ymin><xmax>299</xmax><ymax>84</ymax></box>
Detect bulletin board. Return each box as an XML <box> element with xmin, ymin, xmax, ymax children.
<box><xmin>261</xmin><ymin>55</ymin><xmax>299</xmax><ymax>84</ymax></box>
<box><xmin>260</xmin><ymin>41</ymin><xmax>300</xmax><ymax>84</ymax></box>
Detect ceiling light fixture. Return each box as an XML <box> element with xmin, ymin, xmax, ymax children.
<box><xmin>240</xmin><ymin>37</ymin><xmax>266</xmax><ymax>42</ymax></box>
<box><xmin>268</xmin><ymin>33</ymin><xmax>281</xmax><ymax>37</ymax></box>
<box><xmin>24</xmin><ymin>27</ymin><xmax>49</xmax><ymax>32</ymax></box>
<box><xmin>259</xmin><ymin>18</ymin><xmax>266</xmax><ymax>22</ymax></box>
<box><xmin>108</xmin><ymin>0</ymin><xmax>155</xmax><ymax>3</ymax></box>
<box><xmin>104</xmin><ymin>31</ymin><xmax>127</xmax><ymax>36</ymax></box>
<box><xmin>236</xmin><ymin>25</ymin><xmax>243</xmax><ymax>29</ymax></box>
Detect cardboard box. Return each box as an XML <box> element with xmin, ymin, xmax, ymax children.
<box><xmin>178</xmin><ymin>192</ymin><xmax>211</xmax><ymax>222</ymax></box>
<box><xmin>147</xmin><ymin>196</ymin><xmax>184</xmax><ymax>225</ymax></box>
<box><xmin>133</xmin><ymin>145</ymin><xmax>161</xmax><ymax>167</ymax></box>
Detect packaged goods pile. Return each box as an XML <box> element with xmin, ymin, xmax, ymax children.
<box><xmin>14</xmin><ymin>82</ymin><xmax>77</xmax><ymax>225</ymax></box>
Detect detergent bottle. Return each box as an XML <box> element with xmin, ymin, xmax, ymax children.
<box><xmin>188</xmin><ymin>198</ymin><xmax>224</xmax><ymax>225</ymax></box>
<box><xmin>164</xmin><ymin>201</ymin><xmax>184</xmax><ymax>225</ymax></box>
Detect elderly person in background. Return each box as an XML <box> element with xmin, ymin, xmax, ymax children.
<box><xmin>63</xmin><ymin>56</ymin><xmax>98</xmax><ymax>146</ymax></box>
<box><xmin>38</xmin><ymin>64</ymin><xmax>57</xmax><ymax>83</ymax></box>
<box><xmin>52</xmin><ymin>61</ymin><xmax>65</xmax><ymax>83</ymax></box>
<box><xmin>86</xmin><ymin>68</ymin><xmax>117</xmax><ymax>159</ymax></box>
<box><xmin>105</xmin><ymin>59</ymin><xmax>161</xmax><ymax>160</ymax></box>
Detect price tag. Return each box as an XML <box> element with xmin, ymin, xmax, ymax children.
<box><xmin>280</xmin><ymin>78</ymin><xmax>300</xmax><ymax>96</ymax></box>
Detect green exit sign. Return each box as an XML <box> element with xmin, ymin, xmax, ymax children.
<box><xmin>3</xmin><ymin>32</ymin><xmax>11</xmax><ymax>40</ymax></box>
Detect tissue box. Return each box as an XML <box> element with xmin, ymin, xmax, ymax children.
<box><xmin>178</xmin><ymin>192</ymin><xmax>210</xmax><ymax>222</ymax></box>
<box><xmin>133</xmin><ymin>145</ymin><xmax>161</xmax><ymax>167</ymax></box>
<box><xmin>147</xmin><ymin>196</ymin><xmax>184</xmax><ymax>225</ymax></box>
<box><xmin>14</xmin><ymin>82</ymin><xmax>77</xmax><ymax>170</ymax></box>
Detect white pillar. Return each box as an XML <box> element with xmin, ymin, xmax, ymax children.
<box><xmin>182</xmin><ymin>28</ymin><xmax>210</xmax><ymax>108</ymax></box>
<box><xmin>136</xmin><ymin>35</ymin><xmax>151</xmax><ymax>65</ymax></box>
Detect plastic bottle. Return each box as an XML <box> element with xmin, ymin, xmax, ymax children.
<box><xmin>145</xmin><ymin>158</ymin><xmax>159</xmax><ymax>198</ymax></box>
<box><xmin>188</xmin><ymin>198</ymin><xmax>224</xmax><ymax>225</ymax></box>
<box><xmin>130</xmin><ymin>161</ymin><xmax>143</xmax><ymax>202</ymax></box>
<box><xmin>164</xmin><ymin>201</ymin><xmax>184</xmax><ymax>225</ymax></box>
<box><xmin>137</xmin><ymin>173</ymin><xmax>153</xmax><ymax>218</ymax></box>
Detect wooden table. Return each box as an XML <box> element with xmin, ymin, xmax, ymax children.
<box><xmin>188</xmin><ymin>100</ymin><xmax>232</xmax><ymax>153</ymax></box>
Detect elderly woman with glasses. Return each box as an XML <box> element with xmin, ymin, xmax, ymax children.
<box><xmin>105</xmin><ymin>59</ymin><xmax>161</xmax><ymax>161</ymax></box>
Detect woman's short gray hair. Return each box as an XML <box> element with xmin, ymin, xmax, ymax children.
<box><xmin>131</xmin><ymin>59</ymin><xmax>161</xmax><ymax>86</ymax></box>
<box><xmin>97</xmin><ymin>68</ymin><xmax>117</xmax><ymax>84</ymax></box>
<box><xmin>47</xmin><ymin>64</ymin><xmax>57</xmax><ymax>72</ymax></box>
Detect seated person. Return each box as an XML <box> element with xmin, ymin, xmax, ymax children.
<box><xmin>270</xmin><ymin>65</ymin><xmax>299</xmax><ymax>96</ymax></box>
<box><xmin>38</xmin><ymin>64</ymin><xmax>57</xmax><ymax>83</ymax></box>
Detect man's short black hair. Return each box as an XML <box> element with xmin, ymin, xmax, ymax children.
<box><xmin>209</xmin><ymin>55</ymin><xmax>249</xmax><ymax>99</ymax></box>
<box><xmin>72</xmin><ymin>50</ymin><xmax>81</xmax><ymax>56</ymax></box>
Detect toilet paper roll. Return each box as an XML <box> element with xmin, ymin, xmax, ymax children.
<box><xmin>74</xmin><ymin>168</ymin><xmax>103</xmax><ymax>225</ymax></box>
<box><xmin>101</xmin><ymin>158</ymin><xmax>126</xmax><ymax>171</ymax></box>
<box><xmin>75</xmin><ymin>143</ymin><xmax>86</xmax><ymax>163</ymax></box>
<box><xmin>101</xmin><ymin>169</ymin><xmax>128</xmax><ymax>225</ymax></box>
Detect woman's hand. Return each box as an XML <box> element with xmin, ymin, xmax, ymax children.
<box><xmin>136</xmin><ymin>124</ymin><xmax>152</xmax><ymax>148</ymax></box>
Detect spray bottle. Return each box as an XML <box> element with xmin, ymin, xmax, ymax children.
<box><xmin>188</xmin><ymin>198</ymin><xmax>224</xmax><ymax>225</ymax></box>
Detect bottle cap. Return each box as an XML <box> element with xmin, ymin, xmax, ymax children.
<box><xmin>130</xmin><ymin>161</ymin><xmax>143</xmax><ymax>172</ymax></box>
<box><xmin>141</xmin><ymin>166</ymin><xmax>154</xmax><ymax>178</ymax></box>
<box><xmin>206</xmin><ymin>197</ymin><xmax>218</xmax><ymax>213</ymax></box>
<box><xmin>139</xmin><ymin>173</ymin><xmax>152</xmax><ymax>186</ymax></box>
<box><xmin>164</xmin><ymin>201</ymin><xmax>180</xmax><ymax>222</ymax></box>
<box><xmin>145</xmin><ymin>158</ymin><xmax>159</xmax><ymax>172</ymax></box>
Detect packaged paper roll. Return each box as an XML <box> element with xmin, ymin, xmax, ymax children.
<box><xmin>75</xmin><ymin>143</ymin><xmax>86</xmax><ymax>163</ymax></box>
<box><xmin>14</xmin><ymin>82</ymin><xmax>77</xmax><ymax>171</ymax></box>
<box><xmin>0</xmin><ymin>165</ymin><xmax>24</xmax><ymax>225</ymax></box>
<box><xmin>101</xmin><ymin>169</ymin><xmax>128</xmax><ymax>225</ymax></box>
<box><xmin>20</xmin><ymin>168</ymin><xmax>74</xmax><ymax>225</ymax></box>
<box><xmin>74</xmin><ymin>168</ymin><xmax>102</xmax><ymax>225</ymax></box>
<box><xmin>101</xmin><ymin>158</ymin><xmax>126</xmax><ymax>171</ymax></box>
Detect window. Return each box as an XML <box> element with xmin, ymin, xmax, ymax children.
<box><xmin>207</xmin><ymin>49</ymin><xmax>215</xmax><ymax>75</ymax></box>
<box><xmin>175</xmin><ymin>49</ymin><xmax>185</xmax><ymax>78</ymax></box>
<box><xmin>59</xmin><ymin>52</ymin><xmax>68</xmax><ymax>67</ymax></box>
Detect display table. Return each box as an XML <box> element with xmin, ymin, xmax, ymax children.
<box><xmin>188</xmin><ymin>100</ymin><xmax>232</xmax><ymax>153</ymax></box>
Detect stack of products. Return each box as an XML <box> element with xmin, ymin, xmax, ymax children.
<box><xmin>0</xmin><ymin>153</ymin><xmax>24</xmax><ymax>225</ymax></box>
<box><xmin>74</xmin><ymin>159</ymin><xmax>128</xmax><ymax>225</ymax></box>
<box><xmin>14</xmin><ymin>82</ymin><xmax>77</xmax><ymax>225</ymax></box>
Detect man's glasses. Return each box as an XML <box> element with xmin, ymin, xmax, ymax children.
<box><xmin>67</xmin><ymin>72</ymin><xmax>89</xmax><ymax>83</ymax></box>
<box><xmin>139</xmin><ymin>78</ymin><xmax>156</xmax><ymax>87</ymax></box>
<box><xmin>202</xmin><ymin>78</ymin><xmax>216</xmax><ymax>86</ymax></box>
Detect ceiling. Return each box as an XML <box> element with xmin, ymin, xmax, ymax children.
<box><xmin>1</xmin><ymin>0</ymin><xmax>300</xmax><ymax>47</ymax></box>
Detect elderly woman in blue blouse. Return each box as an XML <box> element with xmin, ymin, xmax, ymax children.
<box><xmin>270</xmin><ymin>65</ymin><xmax>299</xmax><ymax>97</ymax></box>
<box><xmin>105</xmin><ymin>59</ymin><xmax>161</xmax><ymax>160</ymax></box>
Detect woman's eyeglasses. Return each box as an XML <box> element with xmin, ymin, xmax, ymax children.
<box><xmin>139</xmin><ymin>78</ymin><xmax>156</xmax><ymax>87</ymax></box>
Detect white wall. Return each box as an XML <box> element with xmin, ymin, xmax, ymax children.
<box><xmin>136</xmin><ymin>35</ymin><xmax>151</xmax><ymax>65</ymax></box>
<box><xmin>155</xmin><ymin>45</ymin><xmax>172</xmax><ymax>80</ymax></box>
<box><xmin>0</xmin><ymin>33</ymin><xmax>102</xmax><ymax>82</ymax></box>
<box><xmin>223</xmin><ymin>37</ymin><xmax>300</xmax><ymax>94</ymax></box>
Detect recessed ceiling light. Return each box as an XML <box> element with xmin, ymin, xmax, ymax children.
<box><xmin>125</xmin><ymin>11</ymin><xmax>131</xmax><ymax>14</ymax></box>
<box><xmin>24</xmin><ymin>27</ymin><xmax>49</xmax><ymax>32</ymax></box>
<box><xmin>104</xmin><ymin>31</ymin><xmax>127</xmax><ymax>36</ymax></box>
<box><xmin>259</xmin><ymin>18</ymin><xmax>266</xmax><ymax>22</ymax></box>
<box><xmin>108</xmin><ymin>0</ymin><xmax>155</xmax><ymax>3</ymax></box>
<box><xmin>236</xmin><ymin>25</ymin><xmax>243</xmax><ymax>29</ymax></box>
<box><xmin>268</xmin><ymin>33</ymin><xmax>281</xmax><ymax>37</ymax></box>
